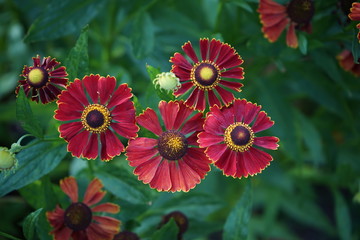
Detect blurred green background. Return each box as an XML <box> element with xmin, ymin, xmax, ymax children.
<box><xmin>0</xmin><ymin>0</ymin><xmax>359</xmax><ymax>239</ymax></box>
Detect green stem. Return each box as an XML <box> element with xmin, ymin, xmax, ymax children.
<box><xmin>88</xmin><ymin>160</ymin><xmax>95</xmax><ymax>177</ymax></box>
<box><xmin>0</xmin><ymin>231</ymin><xmax>23</xmax><ymax>240</ymax></box>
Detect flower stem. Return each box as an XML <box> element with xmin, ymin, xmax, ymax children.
<box><xmin>0</xmin><ymin>231</ymin><xmax>23</xmax><ymax>240</ymax></box>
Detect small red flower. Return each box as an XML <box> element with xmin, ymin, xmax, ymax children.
<box><xmin>170</xmin><ymin>38</ymin><xmax>244</xmax><ymax>111</ymax></box>
<box><xmin>349</xmin><ymin>2</ymin><xmax>360</xmax><ymax>42</ymax></box>
<box><xmin>55</xmin><ymin>74</ymin><xmax>138</xmax><ymax>161</ymax></box>
<box><xmin>15</xmin><ymin>55</ymin><xmax>68</xmax><ymax>103</ymax></box>
<box><xmin>46</xmin><ymin>177</ymin><xmax>120</xmax><ymax>240</ymax></box>
<box><xmin>337</xmin><ymin>49</ymin><xmax>360</xmax><ymax>77</ymax></box>
<box><xmin>126</xmin><ymin>100</ymin><xmax>211</xmax><ymax>192</ymax></box>
<box><xmin>198</xmin><ymin>99</ymin><xmax>279</xmax><ymax>178</ymax></box>
<box><xmin>258</xmin><ymin>0</ymin><xmax>314</xmax><ymax>48</ymax></box>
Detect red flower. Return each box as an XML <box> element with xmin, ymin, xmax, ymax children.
<box><xmin>170</xmin><ymin>38</ymin><xmax>244</xmax><ymax>112</ymax></box>
<box><xmin>198</xmin><ymin>99</ymin><xmax>279</xmax><ymax>178</ymax></box>
<box><xmin>126</xmin><ymin>100</ymin><xmax>211</xmax><ymax>192</ymax></box>
<box><xmin>258</xmin><ymin>0</ymin><xmax>314</xmax><ymax>48</ymax></box>
<box><xmin>15</xmin><ymin>55</ymin><xmax>68</xmax><ymax>103</ymax></box>
<box><xmin>337</xmin><ymin>49</ymin><xmax>360</xmax><ymax>77</ymax></box>
<box><xmin>349</xmin><ymin>2</ymin><xmax>360</xmax><ymax>42</ymax></box>
<box><xmin>46</xmin><ymin>177</ymin><xmax>120</xmax><ymax>240</ymax></box>
<box><xmin>55</xmin><ymin>74</ymin><xmax>138</xmax><ymax>161</ymax></box>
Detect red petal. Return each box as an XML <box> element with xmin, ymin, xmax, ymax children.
<box><xmin>243</xmin><ymin>102</ymin><xmax>261</xmax><ymax>125</ymax></box>
<box><xmin>86</xmin><ymin>223</ymin><xmax>113</xmax><ymax>240</ymax></box>
<box><xmin>252</xmin><ymin>111</ymin><xmax>274</xmax><ymax>133</ymax></box>
<box><xmin>260</xmin><ymin>12</ymin><xmax>288</xmax><ymax>27</ymax></box>
<box><xmin>196</xmin><ymin>89</ymin><xmax>206</xmax><ymax>112</ymax></box>
<box><xmin>234</xmin><ymin>152</ymin><xmax>249</xmax><ymax>178</ymax></box>
<box><xmin>83</xmin><ymin>74</ymin><xmax>100</xmax><ymax>103</ymax></box>
<box><xmin>46</xmin><ymin>205</ymin><xmax>65</xmax><ymax>228</ymax></box>
<box><xmin>173</xmin><ymin>101</ymin><xmax>193</xmax><ymax>130</ymax></box>
<box><xmin>55</xmin><ymin>103</ymin><xmax>82</xmax><ymax>121</ymax></box>
<box><xmin>217</xmin><ymin>149</ymin><xmax>237</xmax><ymax>177</ymax></box>
<box><xmin>243</xmin><ymin>147</ymin><xmax>272</xmax><ymax>175</ymax></box>
<box><xmin>171</xmin><ymin>65</ymin><xmax>191</xmax><ymax>81</ymax></box>
<box><xmin>170</xmin><ymin>52</ymin><xmax>193</xmax><ymax>70</ymax></box>
<box><xmin>185</xmin><ymin>88</ymin><xmax>204</xmax><ymax>111</ymax></box>
<box><xmin>177</xmin><ymin>158</ymin><xmax>202</xmax><ymax>190</ymax></box>
<box><xmin>286</xmin><ymin>22</ymin><xmax>298</xmax><ymax>48</ymax></box>
<box><xmin>217</xmin><ymin>50</ymin><xmax>243</xmax><ymax>70</ymax></box>
<box><xmin>83</xmin><ymin>134</ymin><xmax>99</xmax><ymax>159</ymax></box>
<box><xmin>33</xmin><ymin>56</ymin><xmax>41</xmax><ymax>66</ymax></box>
<box><xmin>126</xmin><ymin>138</ymin><xmax>159</xmax><ymax>166</ymax></box>
<box><xmin>205</xmin><ymin>143</ymin><xmax>228</xmax><ymax>162</ymax></box>
<box><xmin>149</xmin><ymin>160</ymin><xmax>172</xmax><ymax>191</ymax></box>
<box><xmin>180</xmin><ymin>112</ymin><xmax>204</xmax><ymax>135</ymax></box>
<box><xmin>111</xmin><ymin>99</ymin><xmax>135</xmax><ymax>118</ymax></box>
<box><xmin>56</xmin><ymin>89</ymin><xmax>84</xmax><ymax>111</ymax></box>
<box><xmin>83</xmin><ymin>178</ymin><xmax>105</xmax><ymax>206</ymax></box>
<box><xmin>219</xmin><ymin>80</ymin><xmax>243</xmax><ymax>92</ymax></box>
<box><xmin>183</xmin><ymin>148</ymin><xmax>211</xmax><ymax>177</ymax></box>
<box><xmin>182</xmin><ymin>41</ymin><xmax>199</xmax><ymax>63</ymax></box>
<box><xmin>67</xmin><ymin>130</ymin><xmax>90</xmax><ymax>158</ymax></box>
<box><xmin>159</xmin><ymin>101</ymin><xmax>179</xmax><ymax>130</ymax></box>
<box><xmin>209</xmin><ymin>39</ymin><xmax>222</xmax><ymax>62</ymax></box>
<box><xmin>209</xmin><ymin>102</ymin><xmax>233</xmax><ymax>128</ymax></box>
<box><xmin>98</xmin><ymin>76</ymin><xmax>116</xmax><ymax>105</ymax></box>
<box><xmin>203</xmin><ymin>110</ymin><xmax>226</xmax><ymax>135</ymax></box>
<box><xmin>136</xmin><ymin>108</ymin><xmax>163</xmax><ymax>136</ymax></box>
<box><xmin>107</xmin><ymin>84</ymin><xmax>132</xmax><ymax>109</ymax></box>
<box><xmin>66</xmin><ymin>79</ymin><xmax>89</xmax><ymax>106</ymax></box>
<box><xmin>215</xmin><ymin>86</ymin><xmax>235</xmax><ymax>106</ymax></box>
<box><xmin>169</xmin><ymin>161</ymin><xmax>187</xmax><ymax>192</ymax></box>
<box><xmin>233</xmin><ymin>99</ymin><xmax>247</xmax><ymax>123</ymax></box>
<box><xmin>53</xmin><ymin>227</ymin><xmax>73</xmax><ymax>240</ymax></box>
<box><xmin>58</xmin><ymin>122</ymin><xmax>83</xmax><ymax>141</ymax></box>
<box><xmin>134</xmin><ymin>155</ymin><xmax>162</xmax><ymax>184</ymax></box>
<box><xmin>92</xmin><ymin>216</ymin><xmax>120</xmax><ymax>234</ymax></box>
<box><xmin>60</xmin><ymin>176</ymin><xmax>78</xmax><ymax>202</ymax></box>
<box><xmin>198</xmin><ymin>131</ymin><xmax>224</xmax><ymax>147</ymax></box>
<box><xmin>92</xmin><ymin>203</ymin><xmax>120</xmax><ymax>214</ymax></box>
<box><xmin>111</xmin><ymin>122</ymin><xmax>138</xmax><ymax>139</ymax></box>
<box><xmin>173</xmin><ymin>81</ymin><xmax>194</xmax><ymax>97</ymax></box>
<box><xmin>100</xmin><ymin>130</ymin><xmax>124</xmax><ymax>161</ymax></box>
<box><xmin>254</xmin><ymin>136</ymin><xmax>279</xmax><ymax>150</ymax></box>
<box><xmin>221</xmin><ymin>67</ymin><xmax>244</xmax><ymax>79</ymax></box>
<box><xmin>262</xmin><ymin>18</ymin><xmax>289</xmax><ymax>42</ymax></box>
<box><xmin>215</xmin><ymin>43</ymin><xmax>234</xmax><ymax>68</ymax></box>
<box><xmin>200</xmin><ymin>38</ymin><xmax>209</xmax><ymax>60</ymax></box>
<box><xmin>258</xmin><ymin>0</ymin><xmax>286</xmax><ymax>14</ymax></box>
<box><xmin>207</xmin><ymin>90</ymin><xmax>221</xmax><ymax>107</ymax></box>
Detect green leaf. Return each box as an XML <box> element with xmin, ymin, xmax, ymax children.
<box><xmin>23</xmin><ymin>208</ymin><xmax>43</xmax><ymax>240</ymax></box>
<box><xmin>231</xmin><ymin>0</ymin><xmax>253</xmax><ymax>13</ymax></box>
<box><xmin>65</xmin><ymin>25</ymin><xmax>89</xmax><ymax>82</ymax></box>
<box><xmin>95</xmin><ymin>165</ymin><xmax>153</xmax><ymax>205</ymax></box>
<box><xmin>351</xmin><ymin>29</ymin><xmax>360</xmax><ymax>64</ymax></box>
<box><xmin>0</xmin><ymin>141</ymin><xmax>67</xmax><ymax>197</ymax></box>
<box><xmin>151</xmin><ymin>218</ymin><xmax>179</xmax><ymax>240</ymax></box>
<box><xmin>298</xmin><ymin>33</ymin><xmax>307</xmax><ymax>55</ymax></box>
<box><xmin>334</xmin><ymin>191</ymin><xmax>352</xmax><ymax>240</ymax></box>
<box><xmin>146</xmin><ymin>64</ymin><xmax>175</xmax><ymax>101</ymax></box>
<box><xmin>24</xmin><ymin>0</ymin><xmax>107</xmax><ymax>42</ymax></box>
<box><xmin>16</xmin><ymin>87</ymin><xmax>43</xmax><ymax>138</ymax></box>
<box><xmin>131</xmin><ymin>12</ymin><xmax>155</xmax><ymax>58</ymax></box>
<box><xmin>223</xmin><ymin>180</ymin><xmax>252</xmax><ymax>240</ymax></box>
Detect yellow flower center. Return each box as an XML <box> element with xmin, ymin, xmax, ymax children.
<box><xmin>191</xmin><ymin>61</ymin><xmax>221</xmax><ymax>90</ymax></box>
<box><xmin>81</xmin><ymin>104</ymin><xmax>111</xmax><ymax>133</ymax></box>
<box><xmin>224</xmin><ymin>122</ymin><xmax>254</xmax><ymax>152</ymax></box>
<box><xmin>27</xmin><ymin>67</ymin><xmax>49</xmax><ymax>87</ymax></box>
<box><xmin>158</xmin><ymin>130</ymin><xmax>188</xmax><ymax>160</ymax></box>
<box><xmin>64</xmin><ymin>202</ymin><xmax>92</xmax><ymax>231</ymax></box>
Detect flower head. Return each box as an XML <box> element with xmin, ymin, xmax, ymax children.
<box><xmin>170</xmin><ymin>38</ymin><xmax>244</xmax><ymax>111</ymax></box>
<box><xmin>258</xmin><ymin>0</ymin><xmax>315</xmax><ymax>48</ymax></box>
<box><xmin>46</xmin><ymin>177</ymin><xmax>120</xmax><ymax>240</ymax></box>
<box><xmin>349</xmin><ymin>2</ymin><xmax>360</xmax><ymax>42</ymax></box>
<box><xmin>15</xmin><ymin>55</ymin><xmax>68</xmax><ymax>104</ymax></box>
<box><xmin>159</xmin><ymin>211</ymin><xmax>188</xmax><ymax>240</ymax></box>
<box><xmin>54</xmin><ymin>74</ymin><xmax>138</xmax><ymax>161</ymax></box>
<box><xmin>126</xmin><ymin>100</ymin><xmax>211</xmax><ymax>192</ymax></box>
<box><xmin>113</xmin><ymin>231</ymin><xmax>140</xmax><ymax>240</ymax></box>
<box><xmin>153</xmin><ymin>72</ymin><xmax>181</xmax><ymax>92</ymax></box>
<box><xmin>198</xmin><ymin>99</ymin><xmax>279</xmax><ymax>178</ymax></box>
<box><xmin>0</xmin><ymin>147</ymin><xmax>17</xmax><ymax>173</ymax></box>
<box><xmin>337</xmin><ymin>50</ymin><xmax>360</xmax><ymax>77</ymax></box>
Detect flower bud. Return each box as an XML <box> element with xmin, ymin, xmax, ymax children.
<box><xmin>153</xmin><ymin>72</ymin><xmax>180</xmax><ymax>92</ymax></box>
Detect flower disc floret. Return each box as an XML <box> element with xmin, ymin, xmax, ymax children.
<box><xmin>287</xmin><ymin>0</ymin><xmax>314</xmax><ymax>24</ymax></box>
<box><xmin>158</xmin><ymin>130</ymin><xmax>188</xmax><ymax>160</ymax></box>
<box><xmin>191</xmin><ymin>61</ymin><xmax>221</xmax><ymax>90</ymax></box>
<box><xmin>64</xmin><ymin>202</ymin><xmax>92</xmax><ymax>231</ymax></box>
<box><xmin>224</xmin><ymin>123</ymin><xmax>254</xmax><ymax>152</ymax></box>
<box><xmin>27</xmin><ymin>67</ymin><xmax>49</xmax><ymax>87</ymax></box>
<box><xmin>81</xmin><ymin>104</ymin><xmax>111</xmax><ymax>133</ymax></box>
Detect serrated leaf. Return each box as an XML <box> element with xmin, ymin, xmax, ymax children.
<box><xmin>24</xmin><ymin>0</ymin><xmax>107</xmax><ymax>42</ymax></box>
<box><xmin>131</xmin><ymin>12</ymin><xmax>155</xmax><ymax>58</ymax></box>
<box><xmin>0</xmin><ymin>141</ymin><xmax>67</xmax><ymax>197</ymax></box>
<box><xmin>16</xmin><ymin>87</ymin><xmax>43</xmax><ymax>138</ymax></box>
<box><xmin>95</xmin><ymin>165</ymin><xmax>153</xmax><ymax>204</ymax></box>
<box><xmin>151</xmin><ymin>218</ymin><xmax>179</xmax><ymax>240</ymax></box>
<box><xmin>23</xmin><ymin>208</ymin><xmax>43</xmax><ymax>240</ymax></box>
<box><xmin>334</xmin><ymin>191</ymin><xmax>351</xmax><ymax>240</ymax></box>
<box><xmin>65</xmin><ymin>26</ymin><xmax>89</xmax><ymax>82</ymax></box>
<box><xmin>223</xmin><ymin>180</ymin><xmax>252</xmax><ymax>240</ymax></box>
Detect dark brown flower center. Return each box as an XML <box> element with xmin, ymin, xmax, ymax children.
<box><xmin>27</xmin><ymin>67</ymin><xmax>49</xmax><ymax>88</ymax></box>
<box><xmin>191</xmin><ymin>61</ymin><xmax>221</xmax><ymax>90</ymax></box>
<box><xmin>158</xmin><ymin>130</ymin><xmax>188</xmax><ymax>160</ymax></box>
<box><xmin>114</xmin><ymin>231</ymin><xmax>140</xmax><ymax>240</ymax></box>
<box><xmin>287</xmin><ymin>0</ymin><xmax>314</xmax><ymax>24</ymax></box>
<box><xmin>224</xmin><ymin>123</ymin><xmax>254</xmax><ymax>152</ymax></box>
<box><xmin>64</xmin><ymin>202</ymin><xmax>92</xmax><ymax>231</ymax></box>
<box><xmin>81</xmin><ymin>104</ymin><xmax>111</xmax><ymax>133</ymax></box>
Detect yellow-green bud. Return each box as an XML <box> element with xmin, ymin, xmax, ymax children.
<box><xmin>153</xmin><ymin>72</ymin><xmax>181</xmax><ymax>92</ymax></box>
<box><xmin>0</xmin><ymin>147</ymin><xmax>17</xmax><ymax>171</ymax></box>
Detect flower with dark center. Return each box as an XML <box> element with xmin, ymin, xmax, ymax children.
<box><xmin>113</xmin><ymin>231</ymin><xmax>140</xmax><ymax>240</ymax></box>
<box><xmin>349</xmin><ymin>2</ymin><xmax>360</xmax><ymax>42</ymax></box>
<box><xmin>126</xmin><ymin>100</ymin><xmax>211</xmax><ymax>192</ymax></box>
<box><xmin>198</xmin><ymin>99</ymin><xmax>279</xmax><ymax>178</ymax></box>
<box><xmin>54</xmin><ymin>74</ymin><xmax>139</xmax><ymax>161</ymax></box>
<box><xmin>15</xmin><ymin>55</ymin><xmax>68</xmax><ymax>103</ymax></box>
<box><xmin>337</xmin><ymin>49</ymin><xmax>360</xmax><ymax>77</ymax></box>
<box><xmin>170</xmin><ymin>38</ymin><xmax>244</xmax><ymax>111</ymax></box>
<box><xmin>46</xmin><ymin>177</ymin><xmax>120</xmax><ymax>240</ymax></box>
<box><xmin>258</xmin><ymin>0</ymin><xmax>314</xmax><ymax>48</ymax></box>
<box><xmin>159</xmin><ymin>211</ymin><xmax>189</xmax><ymax>240</ymax></box>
